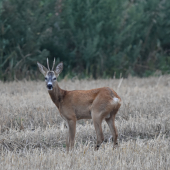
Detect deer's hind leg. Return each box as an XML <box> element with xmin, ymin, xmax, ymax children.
<box><xmin>105</xmin><ymin>109</ymin><xmax>119</xmax><ymax>146</ymax></box>
<box><xmin>91</xmin><ymin>92</ymin><xmax>120</xmax><ymax>150</ymax></box>
<box><xmin>91</xmin><ymin>111</ymin><xmax>104</xmax><ymax>150</ymax></box>
<box><xmin>91</xmin><ymin>106</ymin><xmax>113</xmax><ymax>150</ymax></box>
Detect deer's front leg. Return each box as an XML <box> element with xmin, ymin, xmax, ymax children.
<box><xmin>67</xmin><ymin>119</ymin><xmax>76</xmax><ymax>152</ymax></box>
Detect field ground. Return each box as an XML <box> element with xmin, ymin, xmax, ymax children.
<box><xmin>0</xmin><ymin>76</ymin><xmax>170</xmax><ymax>169</ymax></box>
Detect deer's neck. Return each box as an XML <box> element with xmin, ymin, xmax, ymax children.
<box><xmin>48</xmin><ymin>83</ymin><xmax>66</xmax><ymax>109</ymax></box>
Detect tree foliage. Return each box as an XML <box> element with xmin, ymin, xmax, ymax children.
<box><xmin>0</xmin><ymin>0</ymin><xmax>170</xmax><ymax>80</ymax></box>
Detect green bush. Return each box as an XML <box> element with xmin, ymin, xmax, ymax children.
<box><xmin>1</xmin><ymin>0</ymin><xmax>170</xmax><ymax>80</ymax></box>
<box><xmin>0</xmin><ymin>0</ymin><xmax>57</xmax><ymax>80</ymax></box>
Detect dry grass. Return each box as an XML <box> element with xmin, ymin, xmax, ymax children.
<box><xmin>0</xmin><ymin>76</ymin><xmax>170</xmax><ymax>169</ymax></box>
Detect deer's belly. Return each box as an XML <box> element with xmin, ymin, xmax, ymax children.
<box><xmin>75</xmin><ymin>108</ymin><xmax>92</xmax><ymax>120</ymax></box>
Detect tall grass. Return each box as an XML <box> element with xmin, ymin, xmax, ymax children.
<box><xmin>0</xmin><ymin>76</ymin><xmax>170</xmax><ymax>169</ymax></box>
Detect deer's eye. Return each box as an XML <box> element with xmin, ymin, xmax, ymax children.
<box><xmin>53</xmin><ymin>78</ymin><xmax>56</xmax><ymax>80</ymax></box>
<box><xmin>45</xmin><ymin>77</ymin><xmax>47</xmax><ymax>80</ymax></box>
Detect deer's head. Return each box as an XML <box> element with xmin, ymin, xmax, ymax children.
<box><xmin>37</xmin><ymin>59</ymin><xmax>63</xmax><ymax>90</ymax></box>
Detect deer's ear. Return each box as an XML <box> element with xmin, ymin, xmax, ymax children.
<box><xmin>55</xmin><ymin>62</ymin><xmax>63</xmax><ymax>75</ymax></box>
<box><xmin>37</xmin><ymin>62</ymin><xmax>48</xmax><ymax>76</ymax></box>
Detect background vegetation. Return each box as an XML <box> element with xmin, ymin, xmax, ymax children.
<box><xmin>1</xmin><ymin>0</ymin><xmax>170</xmax><ymax>80</ymax></box>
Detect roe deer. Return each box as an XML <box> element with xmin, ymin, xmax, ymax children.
<box><xmin>37</xmin><ymin>59</ymin><xmax>121</xmax><ymax>151</ymax></box>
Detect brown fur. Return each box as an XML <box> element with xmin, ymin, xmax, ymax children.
<box><xmin>49</xmin><ymin>84</ymin><xmax>121</xmax><ymax>151</ymax></box>
<box><xmin>37</xmin><ymin>61</ymin><xmax>121</xmax><ymax>151</ymax></box>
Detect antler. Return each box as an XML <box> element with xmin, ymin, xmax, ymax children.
<box><xmin>52</xmin><ymin>58</ymin><xmax>55</xmax><ymax>71</ymax></box>
<box><xmin>47</xmin><ymin>58</ymin><xmax>50</xmax><ymax>70</ymax></box>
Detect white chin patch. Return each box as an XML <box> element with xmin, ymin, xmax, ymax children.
<box><xmin>48</xmin><ymin>88</ymin><xmax>53</xmax><ymax>91</ymax></box>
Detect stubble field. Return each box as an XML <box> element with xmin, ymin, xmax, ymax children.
<box><xmin>0</xmin><ymin>76</ymin><xmax>170</xmax><ymax>170</ymax></box>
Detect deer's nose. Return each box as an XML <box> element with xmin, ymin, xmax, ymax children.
<box><xmin>47</xmin><ymin>84</ymin><xmax>53</xmax><ymax>90</ymax></box>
